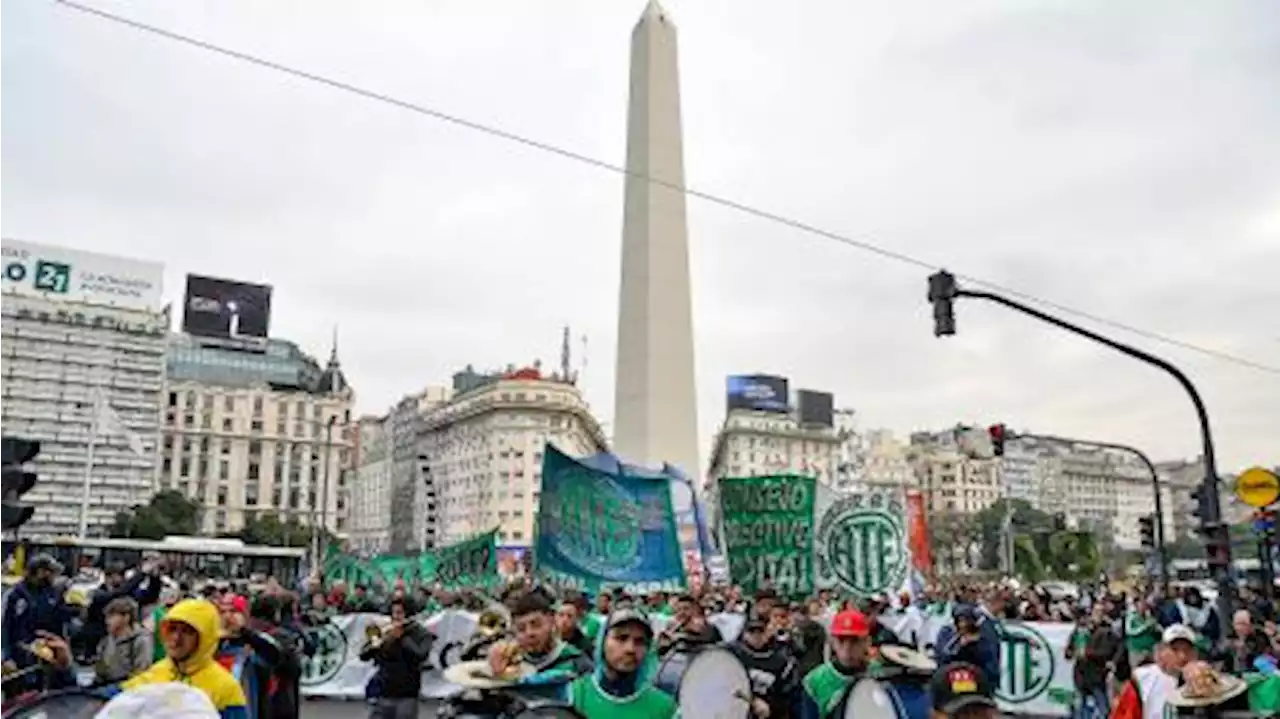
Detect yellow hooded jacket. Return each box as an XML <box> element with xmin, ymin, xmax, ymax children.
<box><xmin>119</xmin><ymin>599</ymin><xmax>248</xmax><ymax>718</ymax></box>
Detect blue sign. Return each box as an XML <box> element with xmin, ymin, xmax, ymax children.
<box><xmin>726</xmin><ymin>374</ymin><xmax>790</xmax><ymax>414</ymax></box>
<box><xmin>534</xmin><ymin>444</ymin><xmax>686</xmax><ymax>594</ymax></box>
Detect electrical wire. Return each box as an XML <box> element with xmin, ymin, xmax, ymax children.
<box><xmin>47</xmin><ymin>0</ymin><xmax>1280</xmax><ymax>376</ymax></box>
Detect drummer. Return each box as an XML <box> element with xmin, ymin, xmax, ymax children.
<box><xmin>730</xmin><ymin>614</ymin><xmax>800</xmax><ymax>719</ymax></box>
<box><xmin>799</xmin><ymin>609</ymin><xmax>873</xmax><ymax>719</ymax></box>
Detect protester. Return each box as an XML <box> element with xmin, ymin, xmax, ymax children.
<box><xmin>931</xmin><ymin>662</ymin><xmax>1000</xmax><ymax>719</ymax></box>
<box><xmin>1</xmin><ymin>555</ymin><xmax>75</xmax><ymax>694</ymax></box>
<box><xmin>567</xmin><ymin>608</ymin><xmax>676</xmax><ymax>719</ymax></box>
<box><xmin>799</xmin><ymin>609</ymin><xmax>873</xmax><ymax>719</ymax></box>
<box><xmin>487</xmin><ymin>590</ymin><xmax>593</xmax><ymax>700</ymax></box>
<box><xmin>731</xmin><ymin>614</ymin><xmax>800</xmax><ymax>719</ymax></box>
<box><xmin>656</xmin><ymin>593</ymin><xmax>722</xmax><ymax>656</ymax></box>
<box><xmin>359</xmin><ymin>597</ymin><xmax>431</xmax><ymax>719</ymax></box>
<box><xmin>94</xmin><ymin>597</ymin><xmax>152</xmax><ymax>684</ymax></box>
<box><xmin>557</xmin><ymin>600</ymin><xmax>594</xmax><ymax>656</ymax></box>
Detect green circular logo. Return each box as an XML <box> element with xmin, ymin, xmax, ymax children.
<box><xmin>549</xmin><ymin>470</ymin><xmax>642</xmax><ymax>578</ymax></box>
<box><xmin>300</xmin><ymin>621</ymin><xmax>348</xmax><ymax>687</ymax></box>
<box><xmin>818</xmin><ymin>506</ymin><xmax>906</xmax><ymax>595</ymax></box>
<box><xmin>996</xmin><ymin>622</ymin><xmax>1055</xmax><ymax>705</ymax></box>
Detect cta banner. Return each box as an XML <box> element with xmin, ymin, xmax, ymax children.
<box><xmin>534</xmin><ymin>444</ymin><xmax>685</xmax><ymax>594</ymax></box>
<box><xmin>301</xmin><ymin>611</ymin><xmax>1076</xmax><ymax>716</ymax></box>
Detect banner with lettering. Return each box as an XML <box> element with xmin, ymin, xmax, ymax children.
<box><xmin>433</xmin><ymin>530</ymin><xmax>498</xmax><ymax>591</ymax></box>
<box><xmin>718</xmin><ymin>475</ymin><xmax>817</xmax><ymax>596</ymax></box>
<box><xmin>322</xmin><ymin>531</ymin><xmax>498</xmax><ymax>589</ymax></box>
<box><xmin>718</xmin><ymin>477</ymin><xmax>911</xmax><ymax>599</ymax></box>
<box><xmin>534</xmin><ymin>444</ymin><xmax>685</xmax><ymax>594</ymax></box>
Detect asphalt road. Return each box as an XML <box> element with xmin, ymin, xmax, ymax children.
<box><xmin>302</xmin><ymin>698</ymin><xmax>442</xmax><ymax>718</ymax></box>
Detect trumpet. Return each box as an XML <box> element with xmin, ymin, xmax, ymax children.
<box><xmin>364</xmin><ymin>621</ymin><xmax>386</xmax><ymax>649</ymax></box>
<box><xmin>476</xmin><ymin>609</ymin><xmax>508</xmax><ymax>639</ymax></box>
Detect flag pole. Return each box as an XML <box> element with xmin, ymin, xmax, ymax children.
<box><xmin>79</xmin><ymin>389</ymin><xmax>100</xmax><ymax>539</ymax></box>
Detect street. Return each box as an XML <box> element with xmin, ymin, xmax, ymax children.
<box><xmin>303</xmin><ymin>698</ymin><xmax>442</xmax><ymax>718</ymax></box>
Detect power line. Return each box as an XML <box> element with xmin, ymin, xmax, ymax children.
<box><xmin>49</xmin><ymin>0</ymin><xmax>1280</xmax><ymax>376</ymax></box>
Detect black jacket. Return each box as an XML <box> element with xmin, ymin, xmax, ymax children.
<box><xmin>360</xmin><ymin>623</ymin><xmax>432</xmax><ymax>699</ymax></box>
<box><xmin>220</xmin><ymin>628</ymin><xmax>284</xmax><ymax>719</ymax></box>
<box><xmin>732</xmin><ymin>639</ymin><xmax>799</xmax><ymax>719</ymax></box>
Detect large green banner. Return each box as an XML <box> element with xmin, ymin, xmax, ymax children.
<box><xmin>719</xmin><ymin>475</ymin><xmax>817</xmax><ymax>597</ymax></box>
<box><xmin>718</xmin><ymin>477</ymin><xmax>911</xmax><ymax>599</ymax></box>
<box><xmin>322</xmin><ymin>530</ymin><xmax>498</xmax><ymax>590</ymax></box>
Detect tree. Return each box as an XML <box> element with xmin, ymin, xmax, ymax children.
<box><xmin>971</xmin><ymin>499</ymin><xmax>1055</xmax><ymax>571</ymax></box>
<box><xmin>110</xmin><ymin>490</ymin><xmax>201</xmax><ymax>539</ymax></box>
<box><xmin>238</xmin><ymin>512</ymin><xmax>335</xmax><ymax>548</ymax></box>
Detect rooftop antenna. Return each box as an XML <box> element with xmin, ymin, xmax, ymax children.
<box><xmin>560</xmin><ymin>325</ymin><xmax>574</xmax><ymax>384</ymax></box>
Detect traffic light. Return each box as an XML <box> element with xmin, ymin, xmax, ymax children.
<box><xmin>1</xmin><ymin>437</ymin><xmax>40</xmax><ymax>532</ymax></box>
<box><xmin>988</xmin><ymin>424</ymin><xmax>1008</xmax><ymax>457</ymax></box>
<box><xmin>928</xmin><ymin>271</ymin><xmax>958</xmax><ymax>337</ymax></box>
<box><xmin>1138</xmin><ymin>514</ymin><xmax>1155</xmax><ymax>550</ymax></box>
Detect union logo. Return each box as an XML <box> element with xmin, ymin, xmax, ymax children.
<box><xmin>817</xmin><ymin>494</ymin><xmax>906</xmax><ymax>596</ymax></box>
<box><xmin>996</xmin><ymin>622</ymin><xmax>1055</xmax><ymax>705</ymax></box>
<box><xmin>300</xmin><ymin>620</ymin><xmax>348</xmax><ymax>687</ymax></box>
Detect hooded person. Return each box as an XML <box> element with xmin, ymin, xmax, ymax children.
<box><xmin>566</xmin><ymin>608</ymin><xmax>676</xmax><ymax>719</ymax></box>
<box><xmin>107</xmin><ymin>598</ymin><xmax>248</xmax><ymax>719</ymax></box>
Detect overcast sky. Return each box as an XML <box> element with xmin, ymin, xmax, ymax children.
<box><xmin>4</xmin><ymin>0</ymin><xmax>1277</xmax><ymax>474</ymax></box>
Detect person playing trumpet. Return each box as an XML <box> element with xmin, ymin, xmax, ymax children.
<box><xmin>359</xmin><ymin>597</ymin><xmax>430</xmax><ymax>719</ymax></box>
<box><xmin>485</xmin><ymin>590</ymin><xmax>593</xmax><ymax>702</ymax></box>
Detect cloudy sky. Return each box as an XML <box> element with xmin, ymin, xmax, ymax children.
<box><xmin>4</xmin><ymin>0</ymin><xmax>1277</xmax><ymax>473</ymax></box>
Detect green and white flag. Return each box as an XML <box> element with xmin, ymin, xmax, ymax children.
<box><xmin>718</xmin><ymin>475</ymin><xmax>911</xmax><ymax>598</ymax></box>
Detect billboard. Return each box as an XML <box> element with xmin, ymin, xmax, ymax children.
<box><xmin>797</xmin><ymin>389</ymin><xmax>835</xmax><ymax>427</ymax></box>
<box><xmin>182</xmin><ymin>274</ymin><xmax>273</xmax><ymax>339</ymax></box>
<box><xmin>726</xmin><ymin>374</ymin><xmax>789</xmax><ymax>414</ymax></box>
<box><xmin>1</xmin><ymin>239</ymin><xmax>163</xmax><ymax>312</ymax></box>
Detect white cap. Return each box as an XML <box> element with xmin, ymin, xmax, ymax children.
<box><xmin>1162</xmin><ymin>624</ymin><xmax>1198</xmax><ymax>645</ymax></box>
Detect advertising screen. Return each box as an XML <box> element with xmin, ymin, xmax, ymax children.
<box><xmin>726</xmin><ymin>374</ymin><xmax>790</xmax><ymax>414</ymax></box>
<box><xmin>797</xmin><ymin>389</ymin><xmax>835</xmax><ymax>427</ymax></box>
<box><xmin>181</xmin><ymin>274</ymin><xmax>273</xmax><ymax>339</ymax></box>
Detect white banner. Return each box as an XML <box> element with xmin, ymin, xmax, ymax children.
<box><xmin>300</xmin><ymin>611</ymin><xmax>1078</xmax><ymax>715</ymax></box>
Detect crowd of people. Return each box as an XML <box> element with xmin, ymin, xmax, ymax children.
<box><xmin>4</xmin><ymin>550</ymin><xmax>1279</xmax><ymax>718</ymax></box>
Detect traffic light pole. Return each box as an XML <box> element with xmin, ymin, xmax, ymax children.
<box><xmin>937</xmin><ymin>280</ymin><xmax>1232</xmax><ymax>627</ymax></box>
<box><xmin>1007</xmin><ymin>430</ymin><xmax>1168</xmax><ymax>589</ymax></box>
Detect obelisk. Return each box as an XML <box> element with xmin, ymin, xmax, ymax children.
<box><xmin>613</xmin><ymin>0</ymin><xmax>701</xmax><ymax>481</ymax></box>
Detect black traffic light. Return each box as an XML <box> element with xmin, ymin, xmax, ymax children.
<box><xmin>988</xmin><ymin>424</ymin><xmax>1008</xmax><ymax>457</ymax></box>
<box><xmin>2</xmin><ymin>437</ymin><xmax>40</xmax><ymax>532</ymax></box>
<box><xmin>928</xmin><ymin>271</ymin><xmax>958</xmax><ymax>337</ymax></box>
<box><xmin>1138</xmin><ymin>514</ymin><xmax>1155</xmax><ymax>550</ymax></box>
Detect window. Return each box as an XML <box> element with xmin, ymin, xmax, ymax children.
<box><xmin>248</xmin><ymin>463</ymin><xmax>260</xmax><ymax>480</ymax></box>
<box><xmin>179</xmin><ymin>458</ymin><xmax>190</xmax><ymax>477</ymax></box>
<box><xmin>272</xmin><ymin>489</ymin><xmax>282</xmax><ymax>507</ymax></box>
<box><xmin>250</xmin><ymin>420</ymin><xmax>263</xmax><ymax>432</ymax></box>
<box><xmin>216</xmin><ymin>488</ymin><xmax>227</xmax><ymax>506</ymax></box>
<box><xmin>249</xmin><ymin>441</ymin><xmax>262</xmax><ymax>456</ymax></box>
<box><xmin>168</xmin><ymin>392</ymin><xmax>177</xmax><ymax>407</ymax></box>
<box><xmin>219</xmin><ymin>461</ymin><xmax>229</xmax><ymax>480</ymax></box>
<box><xmin>252</xmin><ymin>396</ymin><xmax>263</xmax><ymax>415</ymax></box>
<box><xmin>224</xmin><ymin>396</ymin><xmax>235</xmax><ymax>412</ymax></box>
<box><xmin>222</xmin><ymin>418</ymin><xmax>233</xmax><ymax>431</ymax></box>
<box><xmin>162</xmin><ymin>457</ymin><xmax>172</xmax><ymax>474</ymax></box>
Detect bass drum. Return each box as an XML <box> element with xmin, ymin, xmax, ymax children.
<box><xmin>510</xmin><ymin>701</ymin><xmax>586</xmax><ymax>719</ymax></box>
<box><xmin>655</xmin><ymin>647</ymin><xmax>752</xmax><ymax>719</ymax></box>
<box><xmin>840</xmin><ymin>676</ymin><xmax>930</xmax><ymax>719</ymax></box>
<box><xmin>2</xmin><ymin>690</ymin><xmax>107</xmax><ymax>719</ymax></box>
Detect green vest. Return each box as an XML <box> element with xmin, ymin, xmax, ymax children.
<box><xmin>584</xmin><ymin>613</ymin><xmax>605</xmax><ymax>641</ymax></box>
<box><xmin>802</xmin><ymin>662</ymin><xmax>857</xmax><ymax>718</ymax></box>
<box><xmin>568</xmin><ymin>674</ymin><xmax>677</xmax><ymax>719</ymax></box>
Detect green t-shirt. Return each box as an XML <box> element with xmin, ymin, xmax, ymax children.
<box><xmin>584</xmin><ymin>613</ymin><xmax>605</xmax><ymax>641</ymax></box>
<box><xmin>150</xmin><ymin>605</ymin><xmax>168</xmax><ymax>662</ymax></box>
<box><xmin>568</xmin><ymin>674</ymin><xmax>677</xmax><ymax>719</ymax></box>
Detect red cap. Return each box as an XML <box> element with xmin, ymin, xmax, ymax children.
<box><xmin>830</xmin><ymin>610</ymin><xmax>870</xmax><ymax>638</ymax></box>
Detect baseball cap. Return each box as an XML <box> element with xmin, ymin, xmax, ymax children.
<box><xmin>1162</xmin><ymin>624</ymin><xmax>1198</xmax><ymax>645</ymax></box>
<box><xmin>605</xmin><ymin>608</ymin><xmax>654</xmax><ymax>637</ymax></box>
<box><xmin>931</xmin><ymin>662</ymin><xmax>998</xmax><ymax>715</ymax></box>
<box><xmin>830</xmin><ymin>610</ymin><xmax>870</xmax><ymax>638</ymax></box>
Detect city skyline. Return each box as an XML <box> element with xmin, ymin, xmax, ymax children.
<box><xmin>3</xmin><ymin>1</ymin><xmax>1277</xmax><ymax>472</ymax></box>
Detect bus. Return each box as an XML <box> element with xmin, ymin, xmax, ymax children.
<box><xmin>1169</xmin><ymin>557</ymin><xmax>1274</xmax><ymax>596</ymax></box>
<box><xmin>3</xmin><ymin>536</ymin><xmax>308</xmax><ymax>585</ymax></box>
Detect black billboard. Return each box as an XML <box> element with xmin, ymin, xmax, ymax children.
<box><xmin>797</xmin><ymin>389</ymin><xmax>835</xmax><ymax>427</ymax></box>
<box><xmin>726</xmin><ymin>374</ymin><xmax>790</xmax><ymax>414</ymax></box>
<box><xmin>181</xmin><ymin>274</ymin><xmax>273</xmax><ymax>339</ymax></box>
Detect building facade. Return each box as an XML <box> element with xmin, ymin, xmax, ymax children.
<box><xmin>159</xmin><ymin>334</ymin><xmax>354</xmax><ymax>536</ymax></box>
<box><xmin>1</xmin><ymin>240</ymin><xmax>167</xmax><ymax>537</ymax></box>
<box><xmin>348</xmin><ymin>415</ymin><xmax>391</xmax><ymax>555</ymax></box>
<box><xmin>419</xmin><ymin>370</ymin><xmax>607</xmax><ymax>548</ymax></box>
<box><xmin>907</xmin><ymin>431</ymin><xmax>1002</xmax><ymax>516</ymax></box>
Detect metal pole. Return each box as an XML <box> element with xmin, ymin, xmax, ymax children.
<box><xmin>311</xmin><ymin>416</ymin><xmax>336</xmax><ymax>570</ymax></box>
<box><xmin>1011</xmin><ymin>431</ymin><xmax>1168</xmax><ymax>590</ymax></box>
<box><xmin>955</xmin><ymin>287</ymin><xmax>1231</xmax><ymax>625</ymax></box>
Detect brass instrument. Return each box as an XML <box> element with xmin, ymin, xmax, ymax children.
<box><xmin>476</xmin><ymin>609</ymin><xmax>508</xmax><ymax>638</ymax></box>
<box><xmin>63</xmin><ymin>588</ymin><xmax>90</xmax><ymax>608</ymax></box>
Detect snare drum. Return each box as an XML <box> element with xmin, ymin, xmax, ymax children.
<box><xmin>655</xmin><ymin>647</ymin><xmax>752</xmax><ymax>719</ymax></box>
<box><xmin>840</xmin><ymin>676</ymin><xmax>931</xmax><ymax>719</ymax></box>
